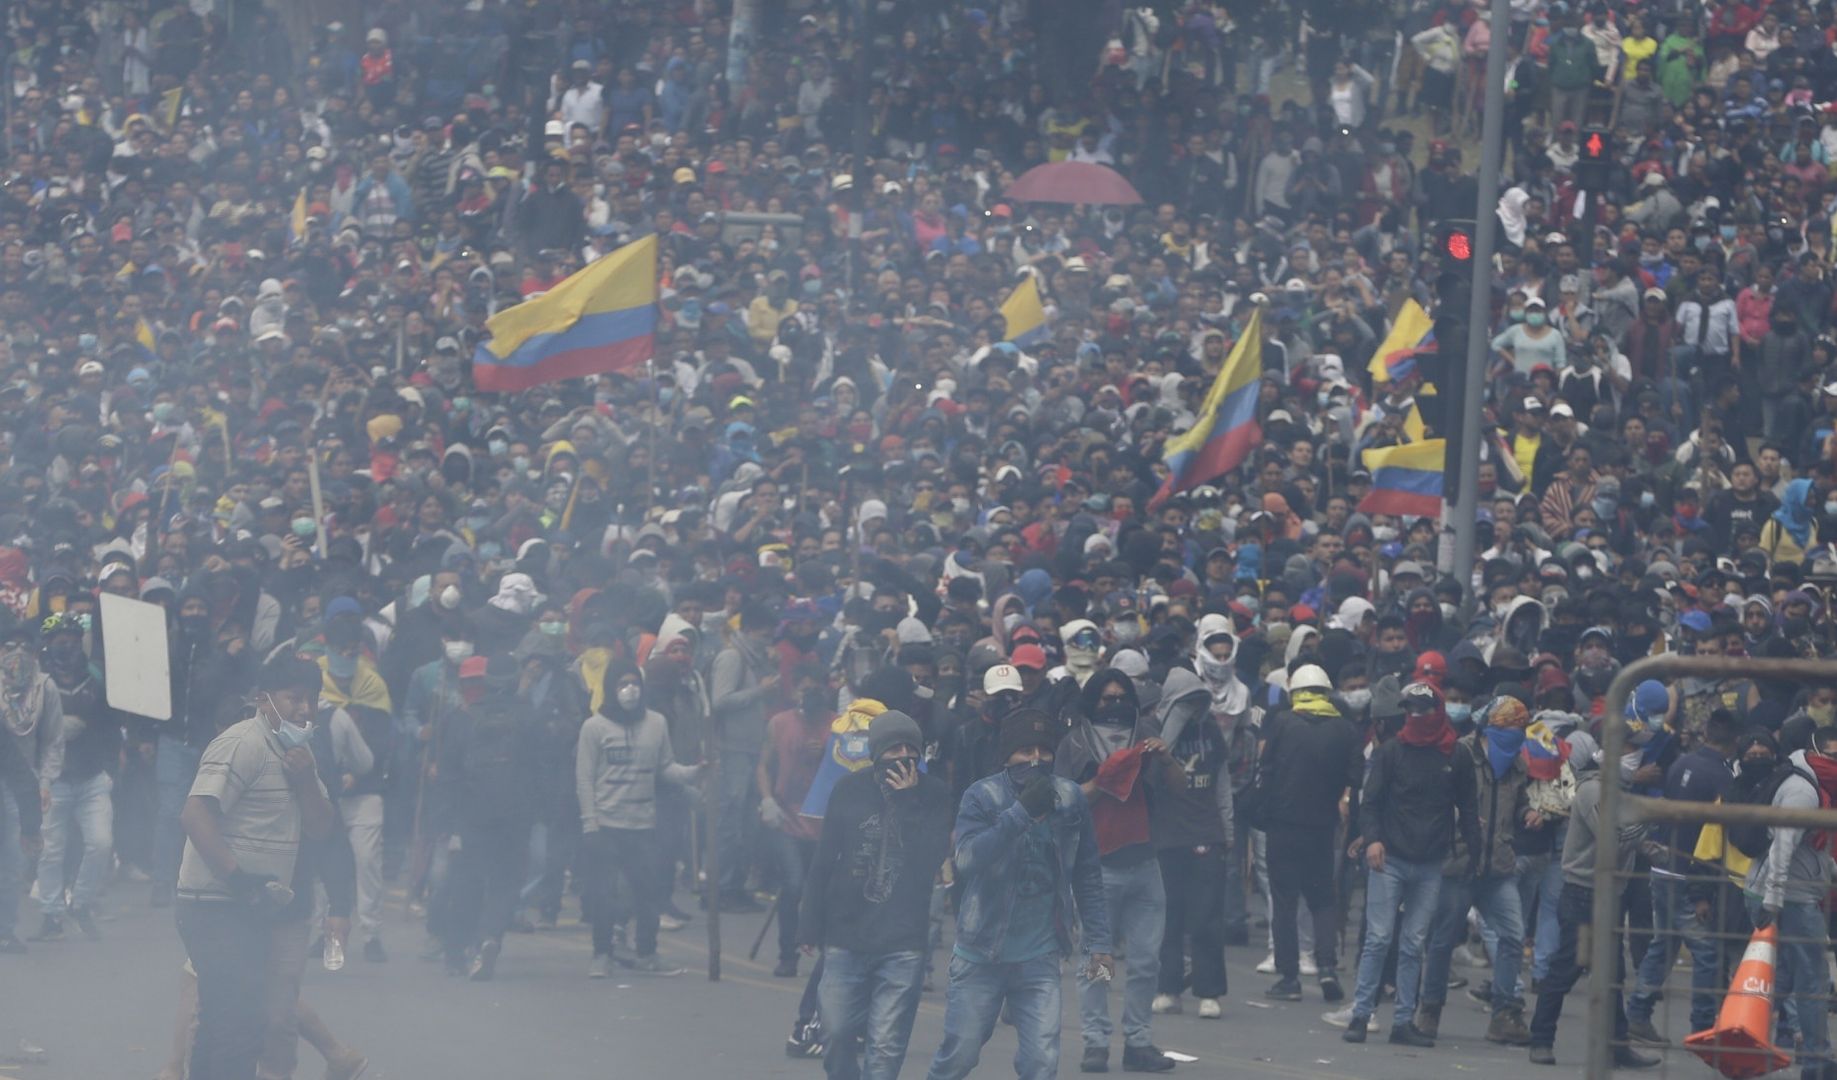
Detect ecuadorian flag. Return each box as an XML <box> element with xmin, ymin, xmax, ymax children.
<box><xmin>1357</xmin><ymin>439</ymin><xmax>1446</xmax><ymax>518</ymax></box>
<box><xmin>1149</xmin><ymin>307</ymin><xmax>1264</xmax><ymax>509</ymax></box>
<box><xmin>1000</xmin><ymin>273</ymin><xmax>1048</xmax><ymax>346</ymax></box>
<box><xmin>473</xmin><ymin>235</ymin><xmax>658</xmax><ymax>392</ymax></box>
<box><xmin>1368</xmin><ymin>299</ymin><xmax>1435</xmax><ymax>384</ymax></box>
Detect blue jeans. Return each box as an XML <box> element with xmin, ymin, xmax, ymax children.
<box><xmin>1628</xmin><ymin>875</ymin><xmax>1720</xmax><ymax>1031</ymax></box>
<box><xmin>1350</xmin><ymin>855</ymin><xmax>1441</xmax><ymax>1026</ymax></box>
<box><xmin>0</xmin><ymin>778</ymin><xmax>20</xmax><ymax>937</ymax></box>
<box><xmin>769</xmin><ymin>830</ymin><xmax>818</xmax><ymax>964</ymax></box>
<box><xmin>1531</xmin><ymin>839</ymin><xmax>1564</xmax><ymax>980</ymax></box>
<box><xmin>38</xmin><ymin>772</ymin><xmax>114</xmax><ymax>915</ymax></box>
<box><xmin>1749</xmin><ymin>897</ymin><xmax>1831</xmax><ymax>1069</ymax></box>
<box><xmin>926</xmin><ymin>955</ymin><xmax>1062</xmax><ymax>1080</ymax></box>
<box><xmin>1079</xmin><ymin>858</ymin><xmax>1165</xmax><ymax>1050</ymax></box>
<box><xmin>1421</xmin><ymin>872</ymin><xmax>1524</xmax><ymax>1013</ymax></box>
<box><xmin>1478</xmin><ymin>853</ymin><xmax>1547</xmax><ymax>996</ymax></box>
<box><xmin>818</xmin><ymin>947</ymin><xmax>924</xmax><ymax>1080</ymax></box>
<box><xmin>154</xmin><ymin>734</ymin><xmax>202</xmax><ymax>888</ymax></box>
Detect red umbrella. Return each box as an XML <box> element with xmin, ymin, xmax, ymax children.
<box><xmin>1003</xmin><ymin>161</ymin><xmax>1143</xmax><ymax>206</ymax></box>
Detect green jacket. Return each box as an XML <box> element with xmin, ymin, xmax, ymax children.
<box><xmin>1547</xmin><ymin>33</ymin><xmax>1599</xmax><ymax>92</ymax></box>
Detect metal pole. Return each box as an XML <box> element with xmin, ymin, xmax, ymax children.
<box><xmin>1449</xmin><ymin>0</ymin><xmax>1509</xmax><ymax>606</ymax></box>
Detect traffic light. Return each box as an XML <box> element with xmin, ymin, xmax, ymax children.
<box><xmin>1434</xmin><ymin>219</ymin><xmax>1476</xmax><ymax>268</ymax></box>
<box><xmin>1428</xmin><ymin>272</ymin><xmax>1473</xmax><ymax>494</ymax></box>
<box><xmin>1577</xmin><ymin>128</ymin><xmax>1612</xmax><ymax>193</ymax></box>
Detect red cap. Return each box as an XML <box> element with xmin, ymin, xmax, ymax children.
<box><xmin>1009</xmin><ymin>643</ymin><xmax>1048</xmax><ymax>670</ymax></box>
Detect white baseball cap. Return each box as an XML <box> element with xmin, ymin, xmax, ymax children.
<box><xmin>982</xmin><ymin>664</ymin><xmax>1024</xmax><ymax>695</ymax></box>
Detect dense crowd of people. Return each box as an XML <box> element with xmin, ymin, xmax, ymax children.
<box><xmin>12</xmin><ymin>0</ymin><xmax>1837</xmax><ymax>1076</ymax></box>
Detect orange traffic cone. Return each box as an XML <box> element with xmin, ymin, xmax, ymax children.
<box><xmin>1684</xmin><ymin>923</ymin><xmax>1794</xmax><ymax>1079</ymax></box>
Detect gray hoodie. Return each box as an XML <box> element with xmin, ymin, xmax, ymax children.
<box><xmin>576</xmin><ymin>706</ymin><xmax>699</xmax><ymax>832</ymax></box>
<box><xmin>1746</xmin><ymin>749</ymin><xmax>1837</xmax><ymax>910</ymax></box>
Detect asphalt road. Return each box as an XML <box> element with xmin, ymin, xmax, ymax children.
<box><xmin>1</xmin><ymin>891</ymin><xmax>1639</xmax><ymax>1080</ymax></box>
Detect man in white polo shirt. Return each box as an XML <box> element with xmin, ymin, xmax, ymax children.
<box><xmin>176</xmin><ymin>655</ymin><xmax>333</xmax><ymax>1080</ymax></box>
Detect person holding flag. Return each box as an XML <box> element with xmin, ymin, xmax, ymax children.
<box><xmin>1150</xmin><ymin>307</ymin><xmax>1265</xmax><ymax>510</ymax></box>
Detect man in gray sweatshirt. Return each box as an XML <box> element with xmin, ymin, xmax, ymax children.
<box><xmin>576</xmin><ymin>657</ymin><xmax>701</xmax><ymax>976</ymax></box>
<box><xmin>707</xmin><ymin>602</ymin><xmax>782</xmax><ymax>908</ymax></box>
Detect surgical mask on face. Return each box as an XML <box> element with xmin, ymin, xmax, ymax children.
<box><xmin>274</xmin><ymin>717</ymin><xmax>314</xmax><ymax>751</ymax></box>
<box><xmin>1006</xmin><ymin>760</ymin><xmax>1050</xmax><ymax>792</ymax></box>
<box><xmin>439</xmin><ymin>585</ymin><xmax>462</xmax><ymax>610</ymax></box>
<box><xmin>443</xmin><ymin>641</ymin><xmax>474</xmax><ymax>664</ymax></box>
<box><xmin>1446</xmin><ymin>701</ymin><xmax>1473</xmax><ymax>727</ymax></box>
<box><xmin>512</xmin><ymin>455</ymin><xmax>531</xmax><ymax>473</ymax></box>
<box><xmin>1825</xmin><ymin>500</ymin><xmax>1837</xmax><ymax>517</ymax></box>
<box><xmin>1440</xmin><ymin>602</ymin><xmax>1459</xmax><ymax>622</ymax></box>
<box><xmin>1720</xmin><ymin>225</ymin><xmax>1737</xmax><ymax>241</ymax></box>
<box><xmin>326</xmin><ymin>653</ymin><xmax>356</xmax><ymax>680</ymax></box>
<box><xmin>1508</xmin><ymin>308</ymin><xmax>1525</xmax><ymax>322</ymax></box>
<box><xmin>1526</xmin><ymin>312</ymin><xmax>1546</xmax><ymax>327</ymax></box>
<box><xmin>1640</xmin><ymin>490</ymin><xmax>1656</xmax><ymax>509</ymax></box>
<box><xmin>1341</xmin><ymin>687</ymin><xmax>1372</xmax><ymax>712</ymax></box>
<box><xmin>488</xmin><ymin>438</ymin><xmax>508</xmax><ymax>457</ymax></box>
<box><xmin>539</xmin><ymin>620</ymin><xmax>565</xmax><ymax>637</ymax></box>
<box><xmin>616</xmin><ymin>684</ymin><xmax>642</xmax><ymax>710</ymax></box>
<box><xmin>292</xmin><ymin>518</ymin><xmax>317</xmax><ymax>538</ymax></box>
<box><xmin>1372</xmin><ymin>525</ymin><xmax>1398</xmax><ymax>542</ymax></box>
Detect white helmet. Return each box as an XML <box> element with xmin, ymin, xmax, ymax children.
<box><xmin>1289</xmin><ymin>664</ymin><xmax>1332</xmax><ymax>693</ymax></box>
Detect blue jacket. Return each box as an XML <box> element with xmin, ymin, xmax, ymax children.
<box><xmin>951</xmin><ymin>772</ymin><xmax>1112</xmax><ymax>961</ymax></box>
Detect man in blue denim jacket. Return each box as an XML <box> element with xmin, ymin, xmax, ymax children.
<box><xmin>926</xmin><ymin>708</ymin><xmax>1113</xmax><ymax>1080</ymax></box>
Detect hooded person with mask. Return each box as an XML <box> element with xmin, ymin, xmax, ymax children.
<box><xmin>576</xmin><ymin>657</ymin><xmax>700</xmax><ymax>977</ymax></box>
<box><xmin>798</xmin><ymin>709</ymin><xmax>952</xmax><ymax>1080</ymax></box>
<box><xmin>708</xmin><ymin>601</ymin><xmax>784</xmax><ymax>909</ymax></box>
<box><xmin>473</xmin><ymin>572</ymin><xmax>544</xmax><ymax>657</ymax></box>
<box><xmin>1340</xmin><ymin>681</ymin><xmax>1476</xmax><ymax>1049</ymax></box>
<box><xmin>1055</xmin><ymin>669</ymin><xmax>1179</xmax><ymax>1072</ymax></box>
<box><xmin>1058</xmin><ymin>619</ymin><xmax>1105</xmax><ymax>688</ymax></box>
<box><xmin>1414</xmin><ymin>696</ymin><xmax>1533</xmax><ymax>1046</ymax></box>
<box><xmin>1139</xmin><ymin>664</ymin><xmax>1234</xmax><ymax>1020</ymax></box>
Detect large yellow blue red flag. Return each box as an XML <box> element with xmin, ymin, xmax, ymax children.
<box><xmin>1149</xmin><ymin>307</ymin><xmax>1264</xmax><ymax>509</ymax></box>
<box><xmin>1368</xmin><ymin>299</ymin><xmax>1435</xmax><ymax>383</ymax></box>
<box><xmin>472</xmin><ymin>235</ymin><xmax>658</xmax><ymax>392</ymax></box>
<box><xmin>1000</xmin><ymin>273</ymin><xmax>1048</xmax><ymax>345</ymax></box>
<box><xmin>1357</xmin><ymin>439</ymin><xmax>1447</xmax><ymax>518</ymax></box>
<box><xmin>290</xmin><ymin>188</ymin><xmax>308</xmax><ymax>247</ymax></box>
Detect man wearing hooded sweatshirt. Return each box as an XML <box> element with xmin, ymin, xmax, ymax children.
<box><xmin>710</xmin><ymin>602</ymin><xmax>783</xmax><ymax>909</ymax></box>
<box><xmin>644</xmin><ymin>613</ymin><xmax>708</xmax><ymax>925</ymax></box>
<box><xmin>1526</xmin><ymin>695</ymin><xmax>1661</xmax><ymax>1068</ymax></box>
<box><xmin>1056</xmin><ymin>668</ymin><xmax>1177</xmax><ymax>1073</ymax></box>
<box><xmin>1257</xmin><ymin>662</ymin><xmax>1361</xmax><ymax>1004</ymax></box>
<box><xmin>1059</xmin><ymin>619</ymin><xmax>1105</xmax><ymax>688</ymax></box>
<box><xmin>799</xmin><ymin>710</ymin><xmax>953</xmax><ymax>1080</ymax></box>
<box><xmin>1341</xmin><ymin>682</ymin><xmax>1476</xmax><ymax>1049</ymax></box>
<box><xmin>1143</xmin><ymin>664</ymin><xmax>1234</xmax><ymax>1021</ymax></box>
<box><xmin>1414</xmin><ymin>696</ymin><xmax>1532</xmax><ymax>1046</ymax></box>
<box><xmin>1738</xmin><ymin>716</ymin><xmax>1837</xmax><ymax>1078</ymax></box>
<box><xmin>1195</xmin><ymin>615</ymin><xmax>1260</xmax><ymax>946</ymax></box>
<box><xmin>577</xmin><ymin>657</ymin><xmax>701</xmax><ymax>977</ymax></box>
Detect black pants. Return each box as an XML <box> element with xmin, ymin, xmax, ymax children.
<box><xmin>436</xmin><ymin>821</ymin><xmax>526</xmax><ymax>957</ymax></box>
<box><xmin>581</xmin><ymin>827</ymin><xmax>663</xmax><ymax>957</ymax></box>
<box><xmin>176</xmin><ymin>900</ymin><xmax>271</xmax><ymax>1080</ymax></box>
<box><xmin>1266</xmin><ymin>824</ymin><xmax>1339</xmax><ymax>979</ymax></box>
<box><xmin>1530</xmin><ymin>882</ymin><xmax>1627</xmax><ymax>1048</ymax></box>
<box><xmin>1157</xmin><ymin>846</ymin><xmax>1228</xmax><ymax>999</ymax></box>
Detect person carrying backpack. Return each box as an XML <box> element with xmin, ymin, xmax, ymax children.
<box><xmin>1741</xmin><ymin>716</ymin><xmax>1837</xmax><ymax>1080</ymax></box>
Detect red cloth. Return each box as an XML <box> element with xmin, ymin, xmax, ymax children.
<box><xmin>1804</xmin><ymin>753</ymin><xmax>1837</xmax><ymax>851</ymax></box>
<box><xmin>1089</xmin><ymin>745</ymin><xmax>1151</xmax><ymax>857</ymax></box>
<box><xmin>1398</xmin><ymin>712</ymin><xmax>1457</xmax><ymax>755</ymax></box>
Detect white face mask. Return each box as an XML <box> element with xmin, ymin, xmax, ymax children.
<box><xmin>1341</xmin><ymin>687</ymin><xmax>1372</xmax><ymax>712</ymax></box>
<box><xmin>439</xmin><ymin>584</ymin><xmax>462</xmax><ymax>610</ymax></box>
<box><xmin>443</xmin><ymin>640</ymin><xmax>474</xmax><ymax>663</ymax></box>
<box><xmin>616</xmin><ymin>684</ymin><xmax>642</xmax><ymax>709</ymax></box>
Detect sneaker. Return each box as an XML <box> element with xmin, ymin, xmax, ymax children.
<box><xmin>1389</xmin><ymin>1024</ymin><xmax>1435</xmax><ymax>1048</ymax></box>
<box><xmin>324</xmin><ymin>936</ymin><xmax>346</xmax><ymax>972</ymax></box>
<box><xmin>1625</xmin><ymin>1018</ymin><xmax>1666</xmax><ymax>1046</ymax></box>
<box><xmin>1151</xmin><ymin>993</ymin><xmax>1182</xmax><ymax>1015</ymax></box>
<box><xmin>785</xmin><ymin>1019</ymin><xmax>825</xmax><ymax>1059</ymax></box>
<box><xmin>1414</xmin><ymin>1003</ymin><xmax>1442</xmax><ymax>1039</ymax></box>
<box><xmin>1486</xmin><ymin>1005</ymin><xmax>1532</xmax><ymax>1046</ymax></box>
<box><xmin>773</xmin><ymin>956</ymin><xmax>799</xmax><ymax>978</ymax></box>
<box><xmin>1342</xmin><ymin>1019</ymin><xmax>1369</xmax><ymax>1044</ymax></box>
<box><xmin>1453</xmin><ymin>944</ymin><xmax>1489</xmax><ymax>969</ymax></box>
<box><xmin>1197</xmin><ymin>998</ymin><xmax>1221</xmax><ymax>1019</ymax></box>
<box><xmin>1255</xmin><ymin>953</ymin><xmax>1278</xmax><ymax>974</ymax></box>
<box><xmin>1080</xmin><ymin>1046</ymin><xmax>1109</xmax><ymax>1073</ymax></box>
<box><xmin>1319</xmin><ymin>973</ymin><xmax>1344</xmax><ymax>1003</ymax></box>
<box><xmin>324</xmin><ymin>1052</ymin><xmax>370</xmax><ymax>1080</ymax></box>
<box><xmin>467</xmin><ymin>938</ymin><xmax>500</xmax><ymax>981</ymax></box>
<box><xmin>69</xmin><ymin>907</ymin><xmax>99</xmax><ymax>941</ymax></box>
<box><xmin>589</xmin><ymin>953</ymin><xmax>616</xmax><ymax>979</ymax></box>
<box><xmin>363</xmin><ymin>938</ymin><xmax>387</xmax><ymax>963</ymax></box>
<box><xmin>629</xmin><ymin>953</ymin><xmax>684</xmax><ymax>976</ymax></box>
<box><xmin>1299</xmin><ymin>955</ymin><xmax>1319</xmax><ymax>977</ymax></box>
<box><xmin>658</xmin><ymin>912</ymin><xmax>688</xmax><ymax>931</ymax></box>
<box><xmin>1265</xmin><ymin>977</ymin><xmax>1303</xmax><ymax>1001</ymax></box>
<box><xmin>1121</xmin><ymin>1045</ymin><xmax>1176</xmax><ymax>1072</ymax></box>
<box><xmin>1467</xmin><ymin>980</ymin><xmax>1494</xmax><ymax>1007</ymax></box>
<box><xmin>1528</xmin><ymin>1045</ymin><xmax>1556</xmax><ymax>1066</ymax></box>
<box><xmin>1612</xmin><ymin>1046</ymin><xmax>1661</xmax><ymax>1069</ymax></box>
<box><xmin>1324</xmin><ymin>1006</ymin><xmax>1375</xmax><ymax>1032</ymax></box>
<box><xmin>27</xmin><ymin>915</ymin><xmax>63</xmax><ymax>942</ymax></box>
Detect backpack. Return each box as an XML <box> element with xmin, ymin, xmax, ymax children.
<box><xmin>1728</xmin><ymin>761</ymin><xmax>1816</xmax><ymax>859</ymax></box>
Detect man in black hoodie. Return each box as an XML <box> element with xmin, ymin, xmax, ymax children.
<box><xmin>799</xmin><ymin>710</ymin><xmax>952</xmax><ymax>1080</ymax></box>
<box><xmin>1258</xmin><ymin>663</ymin><xmax>1362</xmax><ymax>1004</ymax></box>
